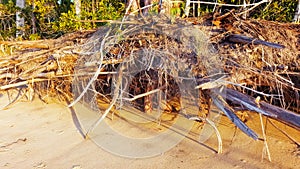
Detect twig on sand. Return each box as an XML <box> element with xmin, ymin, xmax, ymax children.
<box><xmin>268</xmin><ymin>119</ymin><xmax>300</xmax><ymax>147</ymax></box>
<box><xmin>259</xmin><ymin>113</ymin><xmax>272</xmax><ymax>162</ymax></box>
<box><xmin>188</xmin><ymin>116</ymin><xmax>223</xmax><ymax>154</ymax></box>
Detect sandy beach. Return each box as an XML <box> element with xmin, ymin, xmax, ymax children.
<box><xmin>0</xmin><ymin>93</ymin><xmax>299</xmax><ymax>169</ymax></box>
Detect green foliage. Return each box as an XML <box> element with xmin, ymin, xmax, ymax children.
<box><xmin>94</xmin><ymin>0</ymin><xmax>125</xmax><ymax>20</ymax></box>
<box><xmin>0</xmin><ymin>0</ymin><xmax>17</xmax><ymax>40</ymax></box>
<box><xmin>183</xmin><ymin>0</ymin><xmax>298</xmax><ymax>23</ymax></box>
<box><xmin>29</xmin><ymin>33</ymin><xmax>40</xmax><ymax>40</ymax></box>
<box><xmin>52</xmin><ymin>4</ymin><xmax>92</xmax><ymax>33</ymax></box>
<box><xmin>0</xmin><ymin>0</ymin><xmax>125</xmax><ymax>40</ymax></box>
<box><xmin>170</xmin><ymin>2</ymin><xmax>182</xmax><ymax>17</ymax></box>
<box><xmin>252</xmin><ymin>0</ymin><xmax>298</xmax><ymax>22</ymax></box>
<box><xmin>24</xmin><ymin>0</ymin><xmax>59</xmax><ymax>38</ymax></box>
<box><xmin>213</xmin><ymin>0</ymin><xmax>298</xmax><ymax>22</ymax></box>
<box><xmin>0</xmin><ymin>0</ymin><xmax>298</xmax><ymax>40</ymax></box>
<box><xmin>52</xmin><ymin>0</ymin><xmax>125</xmax><ymax>34</ymax></box>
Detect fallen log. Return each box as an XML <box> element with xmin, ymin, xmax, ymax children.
<box><xmin>227</xmin><ymin>34</ymin><xmax>285</xmax><ymax>49</ymax></box>
<box><xmin>217</xmin><ymin>88</ymin><xmax>300</xmax><ymax>130</ymax></box>
<box><xmin>212</xmin><ymin>92</ymin><xmax>259</xmax><ymax>140</ymax></box>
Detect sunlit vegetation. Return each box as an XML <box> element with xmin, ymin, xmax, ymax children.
<box><xmin>0</xmin><ymin>0</ymin><xmax>298</xmax><ymax>40</ymax></box>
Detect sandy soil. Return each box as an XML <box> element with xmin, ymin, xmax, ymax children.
<box><xmin>0</xmin><ymin>93</ymin><xmax>299</xmax><ymax>169</ymax></box>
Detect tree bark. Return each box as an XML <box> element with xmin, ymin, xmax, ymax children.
<box><xmin>293</xmin><ymin>0</ymin><xmax>300</xmax><ymax>22</ymax></box>
<box><xmin>16</xmin><ymin>0</ymin><xmax>25</xmax><ymax>37</ymax></box>
<box><xmin>74</xmin><ymin>0</ymin><xmax>81</xmax><ymax>17</ymax></box>
<box><xmin>31</xmin><ymin>1</ymin><xmax>37</xmax><ymax>35</ymax></box>
<box><xmin>184</xmin><ymin>0</ymin><xmax>191</xmax><ymax>17</ymax></box>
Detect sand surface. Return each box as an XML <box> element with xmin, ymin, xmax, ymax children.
<box><xmin>0</xmin><ymin>93</ymin><xmax>299</xmax><ymax>169</ymax></box>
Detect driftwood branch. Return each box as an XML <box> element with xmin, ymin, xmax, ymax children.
<box><xmin>220</xmin><ymin>88</ymin><xmax>300</xmax><ymax>130</ymax></box>
<box><xmin>212</xmin><ymin>91</ymin><xmax>259</xmax><ymax>140</ymax></box>
<box><xmin>227</xmin><ymin>34</ymin><xmax>285</xmax><ymax>49</ymax></box>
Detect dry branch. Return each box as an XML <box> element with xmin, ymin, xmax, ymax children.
<box><xmin>221</xmin><ymin>88</ymin><xmax>300</xmax><ymax>130</ymax></box>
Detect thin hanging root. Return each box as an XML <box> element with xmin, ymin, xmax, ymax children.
<box><xmin>68</xmin><ymin>29</ymin><xmax>111</xmax><ymax>108</ymax></box>
<box><xmin>189</xmin><ymin>116</ymin><xmax>223</xmax><ymax>154</ymax></box>
<box><xmin>123</xmin><ymin>85</ymin><xmax>166</xmax><ymax>102</ymax></box>
<box><xmin>85</xmin><ymin>65</ymin><xmax>124</xmax><ymax>138</ymax></box>
<box><xmin>267</xmin><ymin>119</ymin><xmax>300</xmax><ymax>147</ymax></box>
<box><xmin>0</xmin><ymin>78</ymin><xmax>46</xmax><ymax>90</ymax></box>
<box><xmin>259</xmin><ymin>113</ymin><xmax>272</xmax><ymax>162</ymax></box>
<box><xmin>206</xmin><ymin>118</ymin><xmax>223</xmax><ymax>154</ymax></box>
<box><xmin>2</xmin><ymin>88</ymin><xmax>24</xmax><ymax>110</ymax></box>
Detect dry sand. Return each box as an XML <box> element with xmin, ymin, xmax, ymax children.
<box><xmin>0</xmin><ymin>93</ymin><xmax>299</xmax><ymax>169</ymax></box>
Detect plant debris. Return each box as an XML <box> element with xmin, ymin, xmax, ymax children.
<box><xmin>0</xmin><ymin>13</ymin><xmax>299</xmax><ymax>145</ymax></box>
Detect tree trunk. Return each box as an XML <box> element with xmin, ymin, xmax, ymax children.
<box><xmin>184</xmin><ymin>0</ymin><xmax>191</xmax><ymax>17</ymax></box>
<box><xmin>74</xmin><ymin>0</ymin><xmax>81</xmax><ymax>17</ymax></box>
<box><xmin>293</xmin><ymin>0</ymin><xmax>300</xmax><ymax>22</ymax></box>
<box><xmin>31</xmin><ymin>1</ymin><xmax>37</xmax><ymax>35</ymax></box>
<box><xmin>92</xmin><ymin>0</ymin><xmax>95</xmax><ymax>27</ymax></box>
<box><xmin>16</xmin><ymin>0</ymin><xmax>25</xmax><ymax>38</ymax></box>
